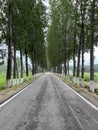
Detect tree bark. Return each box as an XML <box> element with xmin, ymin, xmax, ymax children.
<box><xmin>34</xmin><ymin>50</ymin><xmax>36</xmax><ymax>75</ymax></box>
<box><xmin>20</xmin><ymin>48</ymin><xmax>23</xmax><ymax>83</ymax></box>
<box><xmin>67</xmin><ymin>51</ymin><xmax>70</xmax><ymax>77</ymax></box>
<box><xmin>77</xmin><ymin>42</ymin><xmax>81</xmax><ymax>78</ymax></box>
<box><xmin>16</xmin><ymin>62</ymin><xmax>19</xmax><ymax>84</ymax></box>
<box><xmin>32</xmin><ymin>51</ymin><xmax>34</xmax><ymax>76</ymax></box>
<box><xmin>13</xmin><ymin>43</ymin><xmax>17</xmax><ymax>86</ymax></box>
<box><xmin>25</xmin><ymin>44</ymin><xmax>28</xmax><ymax>80</ymax></box>
<box><xmin>64</xmin><ymin>35</ymin><xmax>67</xmax><ymax>76</ymax></box>
<box><xmin>73</xmin><ymin>20</ymin><xmax>76</xmax><ymax>83</ymax></box>
<box><xmin>6</xmin><ymin>0</ymin><xmax>12</xmax><ymax>87</ymax></box>
<box><xmin>73</xmin><ymin>39</ymin><xmax>76</xmax><ymax>77</ymax></box>
<box><xmin>57</xmin><ymin>63</ymin><xmax>61</xmax><ymax>73</ymax></box>
<box><xmin>76</xmin><ymin>33</ymin><xmax>82</xmax><ymax>85</ymax></box>
<box><xmin>81</xmin><ymin>1</ymin><xmax>86</xmax><ymax>87</ymax></box>
<box><xmin>53</xmin><ymin>67</ymin><xmax>56</xmax><ymax>73</ymax></box>
<box><xmin>90</xmin><ymin>0</ymin><xmax>95</xmax><ymax>92</ymax></box>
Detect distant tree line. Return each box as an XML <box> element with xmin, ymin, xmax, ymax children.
<box><xmin>85</xmin><ymin>64</ymin><xmax>98</xmax><ymax>73</ymax></box>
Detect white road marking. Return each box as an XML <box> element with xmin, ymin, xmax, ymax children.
<box><xmin>54</xmin><ymin>83</ymin><xmax>84</xmax><ymax>129</ymax></box>
<box><xmin>0</xmin><ymin>84</ymin><xmax>30</xmax><ymax>109</ymax></box>
<box><xmin>55</xmin><ymin>83</ymin><xmax>84</xmax><ymax>130</ymax></box>
<box><xmin>0</xmin><ymin>75</ymin><xmax>44</xmax><ymax>109</ymax></box>
<box><xmin>60</xmin><ymin>80</ymin><xmax>98</xmax><ymax>111</ymax></box>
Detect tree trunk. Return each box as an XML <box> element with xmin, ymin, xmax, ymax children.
<box><xmin>25</xmin><ymin>44</ymin><xmax>28</xmax><ymax>81</ymax></box>
<box><xmin>32</xmin><ymin>61</ymin><xmax>34</xmax><ymax>77</ymax></box>
<box><xmin>57</xmin><ymin>63</ymin><xmax>61</xmax><ymax>74</ymax></box>
<box><xmin>16</xmin><ymin>63</ymin><xmax>19</xmax><ymax>84</ymax></box>
<box><xmin>81</xmin><ymin>34</ymin><xmax>85</xmax><ymax>87</ymax></box>
<box><xmin>13</xmin><ymin>43</ymin><xmax>17</xmax><ymax>86</ymax></box>
<box><xmin>76</xmin><ymin>34</ymin><xmax>82</xmax><ymax>85</ymax></box>
<box><xmin>73</xmin><ymin>20</ymin><xmax>76</xmax><ymax>83</ymax></box>
<box><xmin>20</xmin><ymin>48</ymin><xmax>23</xmax><ymax>83</ymax></box>
<box><xmin>34</xmin><ymin>50</ymin><xmax>36</xmax><ymax>76</ymax></box>
<box><xmin>35</xmin><ymin>59</ymin><xmax>37</xmax><ymax>75</ymax></box>
<box><xmin>6</xmin><ymin>0</ymin><xmax>12</xmax><ymax>88</ymax></box>
<box><xmin>76</xmin><ymin>0</ymin><xmax>84</xmax><ymax>85</ymax></box>
<box><xmin>64</xmin><ymin>35</ymin><xmax>67</xmax><ymax>76</ymax></box>
<box><xmin>32</xmin><ymin>51</ymin><xmax>34</xmax><ymax>77</ymax></box>
<box><xmin>60</xmin><ymin>63</ymin><xmax>62</xmax><ymax>74</ymax></box>
<box><xmin>32</xmin><ymin>50</ymin><xmax>36</xmax><ymax>78</ymax></box>
<box><xmin>81</xmin><ymin>1</ymin><xmax>86</xmax><ymax>88</ymax></box>
<box><xmin>53</xmin><ymin>67</ymin><xmax>56</xmax><ymax>73</ymax></box>
<box><xmin>67</xmin><ymin>59</ymin><xmax>69</xmax><ymax>80</ymax></box>
<box><xmin>90</xmin><ymin>0</ymin><xmax>95</xmax><ymax>92</ymax></box>
<box><xmin>36</xmin><ymin>63</ymin><xmax>38</xmax><ymax>74</ymax></box>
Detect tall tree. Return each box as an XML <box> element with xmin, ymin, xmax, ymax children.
<box><xmin>6</xmin><ymin>0</ymin><xmax>12</xmax><ymax>87</ymax></box>
<box><xmin>81</xmin><ymin>0</ymin><xmax>87</xmax><ymax>87</ymax></box>
<box><xmin>89</xmin><ymin>0</ymin><xmax>96</xmax><ymax>92</ymax></box>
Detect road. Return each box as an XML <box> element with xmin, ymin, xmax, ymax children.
<box><xmin>0</xmin><ymin>73</ymin><xmax>98</xmax><ymax>130</ymax></box>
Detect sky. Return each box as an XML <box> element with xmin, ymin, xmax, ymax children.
<box><xmin>69</xmin><ymin>47</ymin><xmax>98</xmax><ymax>66</ymax></box>
<box><xmin>84</xmin><ymin>47</ymin><xmax>98</xmax><ymax>65</ymax></box>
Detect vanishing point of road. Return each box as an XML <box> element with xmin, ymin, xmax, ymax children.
<box><xmin>0</xmin><ymin>73</ymin><xmax>98</xmax><ymax>130</ymax></box>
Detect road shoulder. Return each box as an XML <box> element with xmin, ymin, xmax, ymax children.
<box><xmin>55</xmin><ymin>74</ymin><xmax>98</xmax><ymax>108</ymax></box>
<box><xmin>0</xmin><ymin>75</ymin><xmax>43</xmax><ymax>105</ymax></box>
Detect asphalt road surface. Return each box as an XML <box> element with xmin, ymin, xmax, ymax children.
<box><xmin>0</xmin><ymin>73</ymin><xmax>98</xmax><ymax>130</ymax></box>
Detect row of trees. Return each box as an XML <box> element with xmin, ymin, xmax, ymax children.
<box><xmin>47</xmin><ymin>0</ymin><xmax>98</xmax><ymax>92</ymax></box>
<box><xmin>0</xmin><ymin>0</ymin><xmax>47</xmax><ymax>87</ymax></box>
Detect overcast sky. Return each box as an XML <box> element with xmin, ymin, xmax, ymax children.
<box><xmin>69</xmin><ymin>47</ymin><xmax>98</xmax><ymax>66</ymax></box>
<box><xmin>84</xmin><ymin>47</ymin><xmax>98</xmax><ymax>65</ymax></box>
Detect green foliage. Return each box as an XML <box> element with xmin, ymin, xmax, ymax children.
<box><xmin>84</xmin><ymin>73</ymin><xmax>90</xmax><ymax>81</ymax></box>
<box><xmin>0</xmin><ymin>73</ymin><xmax>6</xmax><ymax>90</ymax></box>
<box><xmin>0</xmin><ymin>72</ymin><xmax>33</xmax><ymax>90</ymax></box>
<box><xmin>47</xmin><ymin>0</ymin><xmax>74</xmax><ymax>67</ymax></box>
<box><xmin>0</xmin><ymin>0</ymin><xmax>47</xmax><ymax>83</ymax></box>
<box><xmin>85</xmin><ymin>64</ymin><xmax>98</xmax><ymax>72</ymax></box>
<box><xmin>94</xmin><ymin>74</ymin><xmax>98</xmax><ymax>82</ymax></box>
<box><xmin>84</xmin><ymin>73</ymin><xmax>98</xmax><ymax>82</ymax></box>
<box><xmin>47</xmin><ymin>0</ymin><xmax>98</xmax><ymax>84</ymax></box>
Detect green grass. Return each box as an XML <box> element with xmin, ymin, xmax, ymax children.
<box><xmin>0</xmin><ymin>72</ymin><xmax>33</xmax><ymax>91</ymax></box>
<box><xmin>84</xmin><ymin>73</ymin><xmax>90</xmax><ymax>82</ymax></box>
<box><xmin>84</xmin><ymin>73</ymin><xmax>98</xmax><ymax>82</ymax></box>
<box><xmin>0</xmin><ymin>73</ymin><xmax>6</xmax><ymax>90</ymax></box>
<box><xmin>69</xmin><ymin>72</ymin><xmax>98</xmax><ymax>82</ymax></box>
<box><xmin>23</xmin><ymin>72</ymin><xmax>33</xmax><ymax>81</ymax></box>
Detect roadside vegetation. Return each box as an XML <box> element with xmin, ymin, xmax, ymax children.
<box><xmin>0</xmin><ymin>72</ymin><xmax>34</xmax><ymax>91</ymax></box>
<box><xmin>69</xmin><ymin>73</ymin><xmax>98</xmax><ymax>82</ymax></box>
<box><xmin>0</xmin><ymin>0</ymin><xmax>47</xmax><ymax>88</ymax></box>
<box><xmin>0</xmin><ymin>0</ymin><xmax>98</xmax><ymax>93</ymax></box>
<box><xmin>0</xmin><ymin>73</ymin><xmax>6</xmax><ymax>90</ymax></box>
<box><xmin>47</xmin><ymin>0</ymin><xmax>98</xmax><ymax>92</ymax></box>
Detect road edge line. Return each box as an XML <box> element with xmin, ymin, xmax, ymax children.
<box><xmin>0</xmin><ymin>75</ymin><xmax>44</xmax><ymax>108</ymax></box>
<box><xmin>60</xmin><ymin>80</ymin><xmax>98</xmax><ymax>111</ymax></box>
